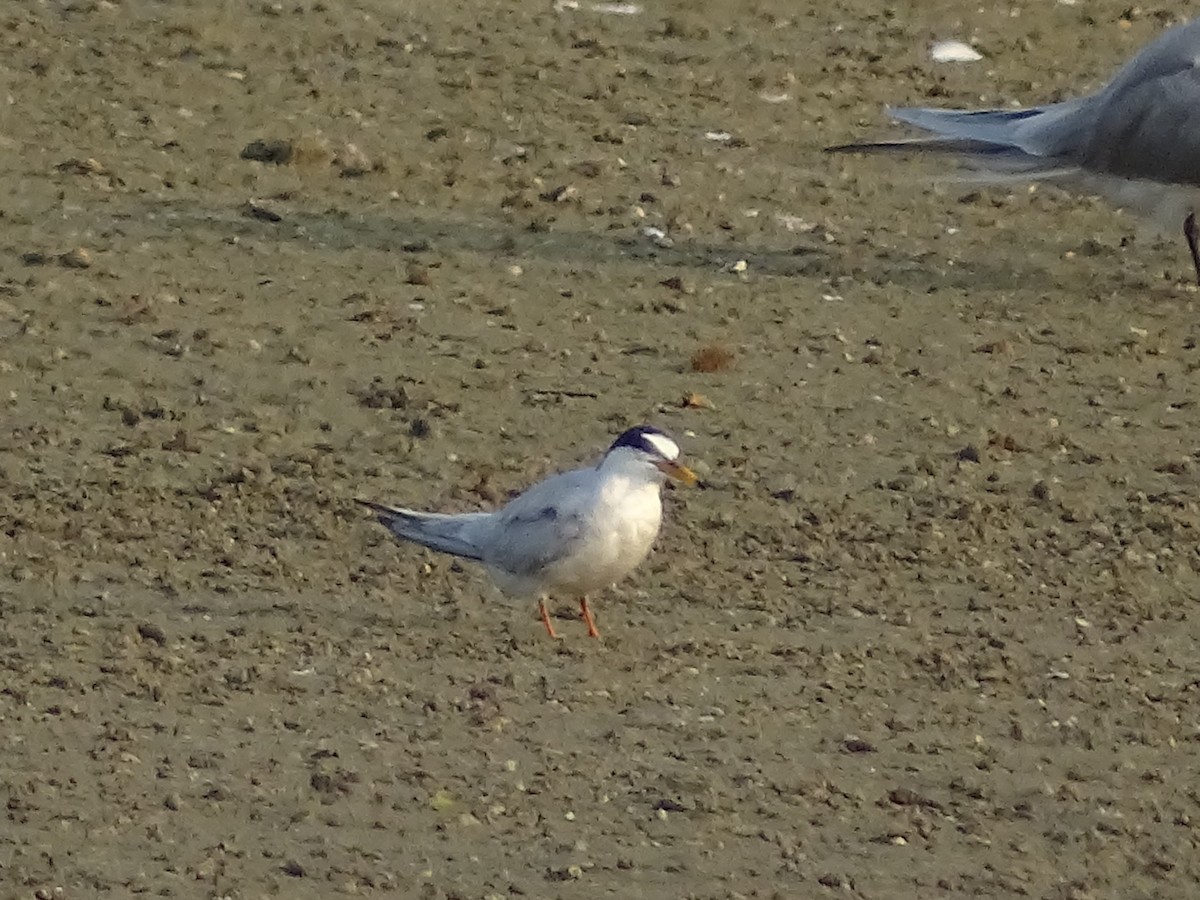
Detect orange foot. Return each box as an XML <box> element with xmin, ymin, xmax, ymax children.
<box><xmin>579</xmin><ymin>597</ymin><xmax>600</xmax><ymax>639</ymax></box>
<box><xmin>539</xmin><ymin>598</ymin><xmax>559</xmax><ymax>639</ymax></box>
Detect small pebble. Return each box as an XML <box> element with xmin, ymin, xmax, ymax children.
<box><xmin>136</xmin><ymin>622</ymin><xmax>167</xmax><ymax>646</ymax></box>
<box><xmin>60</xmin><ymin>248</ymin><xmax>92</xmax><ymax>269</ymax></box>
<box><xmin>335</xmin><ymin>142</ymin><xmax>372</xmax><ymax>177</ymax></box>
<box><xmin>406</xmin><ymin>264</ymin><xmax>432</xmax><ymax>286</ymax></box>
<box><xmin>282</xmin><ymin>859</ymin><xmax>306</xmax><ymax>877</ymax></box>
<box><xmin>240</xmin><ymin>139</ymin><xmax>293</xmax><ymax>164</ymax></box>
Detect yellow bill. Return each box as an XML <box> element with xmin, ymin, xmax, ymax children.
<box><xmin>656</xmin><ymin>459</ymin><xmax>698</xmax><ymax>486</ymax></box>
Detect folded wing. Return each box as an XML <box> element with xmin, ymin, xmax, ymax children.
<box><xmin>481</xmin><ymin>470</ymin><xmax>590</xmax><ymax>577</ymax></box>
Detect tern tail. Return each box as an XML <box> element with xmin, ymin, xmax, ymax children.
<box><xmin>827</xmin><ymin>102</ymin><xmax>1090</xmax><ymax>180</ymax></box>
<box><xmin>825</xmin><ymin>136</ymin><xmax>1067</xmax><ymax>179</ymax></box>
<box><xmin>356</xmin><ymin>499</ymin><xmax>488</xmax><ymax>561</ymax></box>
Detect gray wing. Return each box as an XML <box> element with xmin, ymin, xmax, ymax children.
<box><xmin>828</xmin><ymin>100</ymin><xmax>1096</xmax><ymax>180</ymax></box>
<box><xmin>891</xmin><ymin>98</ymin><xmax>1094</xmax><ymax>166</ymax></box>
<box><xmin>928</xmin><ymin>17</ymin><xmax>1200</xmax><ymax>183</ymax></box>
<box><xmin>832</xmin><ymin>18</ymin><xmax>1200</xmax><ymax>183</ymax></box>
<box><xmin>474</xmin><ymin>469</ymin><xmax>592</xmax><ymax>577</ymax></box>
<box><xmin>1096</xmin><ymin>16</ymin><xmax>1200</xmax><ymax>99</ymax></box>
<box><xmin>1081</xmin><ymin>62</ymin><xmax>1200</xmax><ymax>185</ymax></box>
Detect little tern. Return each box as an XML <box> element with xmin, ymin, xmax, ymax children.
<box><xmin>828</xmin><ymin>16</ymin><xmax>1200</xmax><ymax>283</ymax></box>
<box><xmin>357</xmin><ymin>425</ymin><xmax>697</xmax><ymax>638</ymax></box>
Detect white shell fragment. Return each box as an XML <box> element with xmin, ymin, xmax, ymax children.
<box><xmin>930</xmin><ymin>40</ymin><xmax>984</xmax><ymax>63</ymax></box>
<box><xmin>590</xmin><ymin>2</ymin><xmax>641</xmax><ymax>13</ymax></box>
<box><xmin>641</xmin><ymin>226</ymin><xmax>673</xmax><ymax>248</ymax></box>
<box><xmin>775</xmin><ymin>213</ymin><xmax>816</xmax><ymax>233</ymax></box>
<box><xmin>554</xmin><ymin>0</ymin><xmax>642</xmax><ymax>13</ymax></box>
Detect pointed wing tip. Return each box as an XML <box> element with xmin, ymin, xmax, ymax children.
<box><xmin>825</xmin><ymin>138</ymin><xmax>947</xmax><ymax>154</ymax></box>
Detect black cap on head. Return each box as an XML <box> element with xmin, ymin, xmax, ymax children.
<box><xmin>607</xmin><ymin>425</ymin><xmax>680</xmax><ymax>461</ymax></box>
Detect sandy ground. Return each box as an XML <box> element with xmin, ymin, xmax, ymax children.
<box><xmin>4</xmin><ymin>0</ymin><xmax>1200</xmax><ymax>897</ymax></box>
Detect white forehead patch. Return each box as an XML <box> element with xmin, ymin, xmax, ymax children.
<box><xmin>643</xmin><ymin>431</ymin><xmax>679</xmax><ymax>461</ymax></box>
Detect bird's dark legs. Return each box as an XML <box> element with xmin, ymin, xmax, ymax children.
<box><xmin>579</xmin><ymin>598</ymin><xmax>600</xmax><ymax>638</ymax></box>
<box><xmin>1185</xmin><ymin>213</ymin><xmax>1200</xmax><ymax>286</ymax></box>
<box><xmin>538</xmin><ymin>598</ymin><xmax>559</xmax><ymax>638</ymax></box>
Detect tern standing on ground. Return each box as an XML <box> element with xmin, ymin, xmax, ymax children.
<box><xmin>358</xmin><ymin>425</ymin><xmax>697</xmax><ymax>638</ymax></box>
<box><xmin>829</xmin><ymin>16</ymin><xmax>1200</xmax><ymax>283</ymax></box>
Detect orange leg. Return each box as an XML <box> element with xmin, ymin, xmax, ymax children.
<box><xmin>538</xmin><ymin>598</ymin><xmax>559</xmax><ymax>638</ymax></box>
<box><xmin>579</xmin><ymin>597</ymin><xmax>600</xmax><ymax>639</ymax></box>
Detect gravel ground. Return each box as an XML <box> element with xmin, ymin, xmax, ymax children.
<box><xmin>3</xmin><ymin>1</ymin><xmax>1200</xmax><ymax>898</ymax></box>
